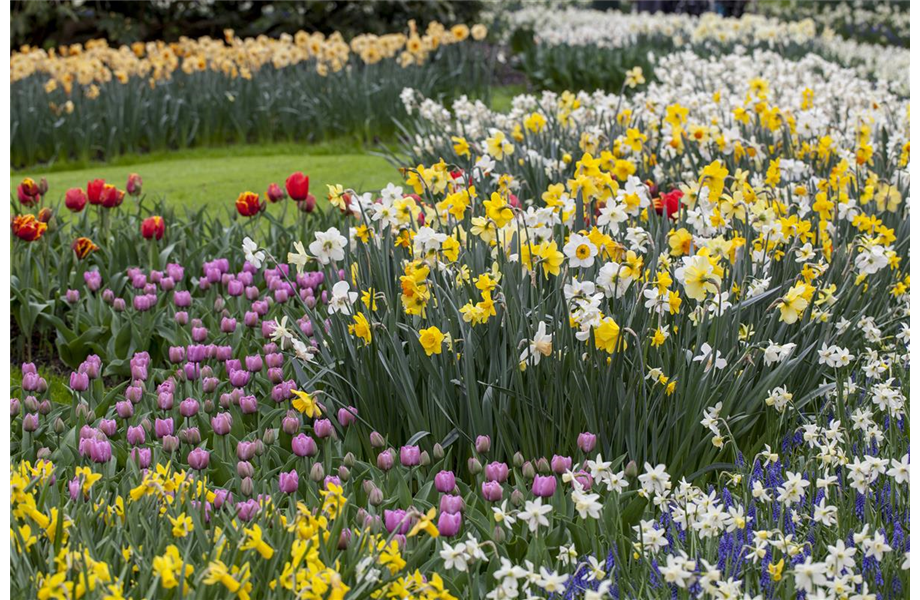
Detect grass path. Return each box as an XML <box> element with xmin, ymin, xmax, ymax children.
<box><xmin>10</xmin><ymin>85</ymin><xmax>526</xmax><ymax>211</ymax></box>
<box><xmin>11</xmin><ymin>141</ymin><xmax>399</xmax><ymax>211</ymax></box>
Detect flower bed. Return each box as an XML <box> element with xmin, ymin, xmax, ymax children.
<box><xmin>11</xmin><ymin>21</ymin><xmax>491</xmax><ymax>167</ymax></box>
<box><xmin>9</xmin><ymin>7</ymin><xmax>911</xmax><ymax>600</ymax></box>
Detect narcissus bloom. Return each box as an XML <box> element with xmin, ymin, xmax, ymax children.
<box><xmin>349</xmin><ymin>313</ymin><xmax>372</xmax><ymax>346</ymax></box>
<box><xmin>292</xmin><ymin>390</ymin><xmax>321</xmax><ymax>418</ymax></box>
<box><xmin>418</xmin><ymin>326</ymin><xmax>445</xmax><ymax>356</ymax></box>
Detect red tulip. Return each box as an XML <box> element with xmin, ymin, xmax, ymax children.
<box><xmin>140</xmin><ymin>215</ymin><xmax>165</xmax><ymax>240</ymax></box>
<box><xmin>654</xmin><ymin>189</ymin><xmax>683</xmax><ymax>218</ymax></box>
<box><xmin>100</xmin><ymin>184</ymin><xmax>125</xmax><ymax>208</ymax></box>
<box><xmin>17</xmin><ymin>178</ymin><xmax>41</xmax><ymax>206</ymax></box>
<box><xmin>285</xmin><ymin>172</ymin><xmax>310</xmax><ymax>201</ymax></box>
<box><xmin>126</xmin><ymin>173</ymin><xmax>143</xmax><ymax>196</ymax></box>
<box><xmin>236</xmin><ymin>191</ymin><xmax>263</xmax><ymax>217</ymax></box>
<box><xmin>266</xmin><ymin>182</ymin><xmax>286</xmax><ymax>203</ymax></box>
<box><xmin>65</xmin><ymin>188</ymin><xmax>88</xmax><ymax>212</ymax></box>
<box><xmin>87</xmin><ymin>179</ymin><xmax>106</xmax><ymax>205</ymax></box>
<box><xmin>11</xmin><ymin>214</ymin><xmax>47</xmax><ymax>242</ymax></box>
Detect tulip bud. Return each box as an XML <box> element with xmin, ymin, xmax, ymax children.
<box><xmin>625</xmin><ymin>460</ymin><xmax>638</xmax><ymax>479</ymax></box>
<box><xmin>53</xmin><ymin>417</ymin><xmax>66</xmax><ymax>434</ymax></box>
<box><xmin>337</xmin><ymin>466</ymin><xmax>350</xmax><ymax>482</ymax></box>
<box><xmin>38</xmin><ymin>400</ymin><xmax>52</xmax><ymax>415</ymax></box>
<box><xmin>310</xmin><ymin>462</ymin><xmax>325</xmax><ymax>482</ymax></box>
<box><xmin>282</xmin><ymin>415</ymin><xmax>300</xmax><ymax>435</ymax></box>
<box><xmin>23</xmin><ymin>413</ymin><xmax>40</xmax><ymax>432</ymax></box>
<box><xmin>240</xmin><ymin>476</ymin><xmax>254</xmax><ymax>496</ymax></box>
<box><xmin>369</xmin><ymin>431</ymin><xmax>385</xmax><ymax>448</ymax></box>
<box><xmin>432</xmin><ymin>443</ymin><xmax>444</xmax><ymax>460</ymax></box>
<box><xmin>419</xmin><ymin>451</ymin><xmax>431</xmax><ymax>467</ymax></box>
<box><xmin>535</xmin><ymin>457</ymin><xmax>551</xmax><ymax>474</ymax></box>
<box><xmin>512</xmin><ymin>452</ymin><xmax>524</xmax><ymax>468</ymax></box>
<box><xmin>492</xmin><ymin>525</ymin><xmax>506</xmax><ymax>543</ymax></box>
<box><xmin>467</xmin><ymin>457</ymin><xmax>482</xmax><ymax>475</ymax></box>
<box><xmin>75</xmin><ymin>403</ymin><xmax>93</xmax><ymax>420</ymax></box>
<box><xmin>262</xmin><ymin>428</ymin><xmax>277</xmax><ymax>446</ymax></box>
<box><xmin>237</xmin><ymin>461</ymin><xmax>254</xmax><ymax>478</ymax></box>
<box><xmin>337</xmin><ymin>529</ymin><xmax>351</xmax><ymax>550</ymax></box>
<box><xmin>368</xmin><ymin>487</ymin><xmax>384</xmax><ymax>506</ymax></box>
<box><xmin>475</xmin><ymin>435</ymin><xmax>491</xmax><ymax>454</ymax></box>
<box><xmin>344</xmin><ymin>452</ymin><xmax>356</xmax><ymax>468</ymax></box>
<box><xmin>522</xmin><ymin>461</ymin><xmax>535</xmax><ymax>479</ymax></box>
<box><xmin>511</xmin><ymin>489</ymin><xmax>525</xmax><ymax>507</ymax></box>
<box><xmin>162</xmin><ymin>435</ymin><xmax>180</xmax><ymax>453</ymax></box>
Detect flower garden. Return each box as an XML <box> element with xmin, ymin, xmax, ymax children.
<box><xmin>9</xmin><ymin>3</ymin><xmax>911</xmax><ymax>599</ymax></box>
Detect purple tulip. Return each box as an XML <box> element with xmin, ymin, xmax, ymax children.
<box><xmin>384</xmin><ymin>509</ymin><xmax>410</xmax><ymax>534</ymax></box>
<box><xmin>127</xmin><ymin>425</ymin><xmax>146</xmax><ymax>445</ymax></box>
<box><xmin>23</xmin><ymin>413</ymin><xmax>39</xmax><ymax>432</ymax></box>
<box><xmin>240</xmin><ymin>395</ymin><xmax>259</xmax><ymax>414</ymax></box>
<box><xmin>65</xmin><ymin>289</ymin><xmax>81</xmax><ymax>303</ymax></box>
<box><xmin>278</xmin><ymin>470</ymin><xmax>299</xmax><ymax>494</ymax></box>
<box><xmin>69</xmin><ymin>371</ymin><xmax>89</xmax><ymax>392</ymax></box>
<box><xmin>481</xmin><ymin>481</ymin><xmax>503</xmax><ymax>502</ymax></box>
<box><xmin>211</xmin><ymin>413</ymin><xmax>232</xmax><ymax>436</ymax></box>
<box><xmin>551</xmin><ymin>455</ymin><xmax>572</xmax><ymax>474</ymax></box>
<box><xmin>337</xmin><ymin>407</ymin><xmax>358</xmax><ymax>427</ymax></box>
<box><xmin>531</xmin><ymin>475</ymin><xmax>557</xmax><ymax>497</ymax></box>
<box><xmin>229</xmin><ymin>370</ymin><xmax>250</xmax><ymax>388</ymax></box>
<box><xmin>187</xmin><ymin>448</ymin><xmax>210</xmax><ymax>470</ymax></box>
<box><xmin>475</xmin><ymin>435</ymin><xmax>491</xmax><ymax>453</ymax></box>
<box><xmin>212</xmin><ymin>489</ymin><xmax>231</xmax><ymax>509</ymax></box>
<box><xmin>84</xmin><ymin>271</ymin><xmax>102</xmax><ymax>291</ymax></box>
<box><xmin>400</xmin><ymin>445</ymin><xmax>420</xmax><ymax>467</ymax></box>
<box><xmin>571</xmin><ymin>471</ymin><xmax>594</xmax><ymax>490</ymax></box>
<box><xmin>98</xmin><ymin>419</ymin><xmax>117</xmax><ymax>437</ymax></box>
<box><xmin>377</xmin><ymin>449</ymin><xmax>395</xmax><ymax>471</ymax></box>
<box><xmin>292</xmin><ymin>434</ymin><xmax>317</xmax><ymax>457</ymax></box>
<box><xmin>438</xmin><ymin>511</ymin><xmax>462</xmax><ymax>537</ymax></box>
<box><xmin>82</xmin><ymin>438</ymin><xmax>113</xmax><ymax>463</ymax></box>
<box><xmin>577</xmin><ymin>432</ymin><xmax>597</xmax><ymax>453</ymax></box>
<box><xmin>131</xmin><ymin>447</ymin><xmax>152</xmax><ymax>468</ymax></box>
<box><xmin>440</xmin><ymin>494</ymin><xmax>464</xmax><ymax>515</ymax></box>
<box><xmin>313</xmin><ymin>419</ymin><xmax>334</xmax><ymax>439</ymax></box>
<box><xmin>174</xmin><ymin>290</ymin><xmax>192</xmax><ymax>307</ymax></box>
<box><xmin>245</xmin><ymin>354</ymin><xmax>264</xmax><ymax>373</ymax></box>
<box><xmin>156</xmin><ymin>391</ymin><xmax>173</xmax><ymax>409</ymax></box>
<box><xmin>154</xmin><ymin>418</ymin><xmax>174</xmax><ymax>439</ymax></box>
<box><xmin>485</xmin><ymin>461</ymin><xmax>509</xmax><ymax>483</ymax></box>
<box><xmin>237</xmin><ymin>441</ymin><xmax>258</xmax><ymax>461</ymax></box>
<box><xmin>179</xmin><ymin>398</ymin><xmax>199</xmax><ymax>417</ymax></box>
<box><xmin>236</xmin><ymin>499</ymin><xmax>260</xmax><ymax>521</ymax></box>
<box><xmin>434</xmin><ymin>470</ymin><xmax>456</xmax><ymax>493</ymax></box>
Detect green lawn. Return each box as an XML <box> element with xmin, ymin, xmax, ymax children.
<box><xmin>11</xmin><ymin>140</ymin><xmax>399</xmax><ymax>212</ymax></box>
<box><xmin>10</xmin><ymin>86</ymin><xmax>524</xmax><ymax>212</ymax></box>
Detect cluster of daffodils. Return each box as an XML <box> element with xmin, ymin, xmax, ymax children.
<box><xmin>12</xmin><ymin>346</ymin><xmax>909</xmax><ymax>600</ymax></box>
<box><xmin>11</xmin><ymin>20</ymin><xmax>487</xmax><ymax>93</ymax></box>
<box><xmin>757</xmin><ymin>0</ymin><xmax>909</xmax><ymax>46</ymax></box>
<box><xmin>505</xmin><ymin>6</ymin><xmax>908</xmax><ymax>95</ymax></box>
<box><xmin>403</xmin><ymin>48</ymin><xmax>907</xmax><ymax>176</ymax></box>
